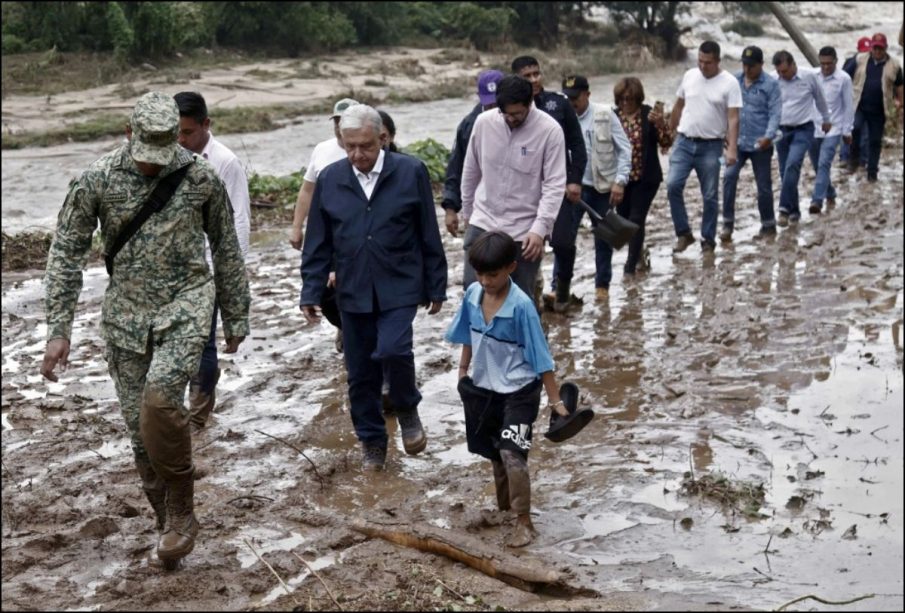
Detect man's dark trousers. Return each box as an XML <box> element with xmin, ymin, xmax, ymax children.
<box><xmin>850</xmin><ymin>108</ymin><xmax>885</xmax><ymax>176</ymax></box>
<box><xmin>340</xmin><ymin>304</ymin><xmax>421</xmax><ymax>446</ymax></box>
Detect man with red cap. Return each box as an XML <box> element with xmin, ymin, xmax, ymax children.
<box><xmin>844</xmin><ymin>32</ymin><xmax>904</xmax><ymax>182</ymax></box>
<box><xmin>840</xmin><ymin>37</ymin><xmax>873</xmax><ymax>169</ymax></box>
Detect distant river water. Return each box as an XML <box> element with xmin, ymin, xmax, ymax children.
<box><xmin>0</xmin><ymin>66</ymin><xmax>689</xmax><ymax>235</ymax></box>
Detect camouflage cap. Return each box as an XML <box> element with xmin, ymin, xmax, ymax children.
<box><xmin>330</xmin><ymin>97</ymin><xmax>359</xmax><ymax>119</ymax></box>
<box><xmin>129</xmin><ymin>91</ymin><xmax>180</xmax><ymax>166</ymax></box>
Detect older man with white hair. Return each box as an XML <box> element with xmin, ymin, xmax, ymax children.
<box><xmin>299</xmin><ymin>104</ymin><xmax>448</xmax><ymax>471</ymax></box>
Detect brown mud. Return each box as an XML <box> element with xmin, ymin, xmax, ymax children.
<box><xmin>3</xmin><ymin>144</ymin><xmax>904</xmax><ymax>609</ymax></box>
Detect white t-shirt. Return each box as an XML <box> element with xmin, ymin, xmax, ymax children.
<box><xmin>676</xmin><ymin>68</ymin><xmax>743</xmax><ymax>139</ymax></box>
<box><xmin>303</xmin><ymin>137</ymin><xmax>347</xmax><ymax>183</ymax></box>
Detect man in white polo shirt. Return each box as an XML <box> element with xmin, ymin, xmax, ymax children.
<box><xmin>288</xmin><ymin>97</ymin><xmax>359</xmax><ymax>353</ymax></box>
<box><xmin>666</xmin><ymin>40</ymin><xmax>742</xmax><ymax>254</ymax></box>
<box><xmin>174</xmin><ymin>91</ymin><xmax>251</xmax><ymax>432</ymax></box>
<box><xmin>289</xmin><ymin>97</ymin><xmax>360</xmax><ymax>250</ymax></box>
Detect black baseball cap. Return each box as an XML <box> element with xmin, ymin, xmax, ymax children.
<box><xmin>741</xmin><ymin>45</ymin><xmax>764</xmax><ymax>66</ymax></box>
<box><xmin>562</xmin><ymin>75</ymin><xmax>590</xmax><ymax>98</ymax></box>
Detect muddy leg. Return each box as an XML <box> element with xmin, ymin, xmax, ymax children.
<box><xmin>501</xmin><ymin>449</ymin><xmax>535</xmax><ymax>547</ymax></box>
<box><xmin>492</xmin><ymin>459</ymin><xmax>510</xmax><ymax>511</ymax></box>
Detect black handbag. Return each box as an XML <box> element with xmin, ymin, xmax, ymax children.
<box><xmin>577</xmin><ymin>199</ymin><xmax>639</xmax><ymax>250</ymax></box>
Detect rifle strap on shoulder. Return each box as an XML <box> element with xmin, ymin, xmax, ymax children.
<box><xmin>105</xmin><ymin>163</ymin><xmax>192</xmax><ymax>275</ymax></box>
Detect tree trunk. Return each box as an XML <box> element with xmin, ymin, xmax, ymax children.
<box><xmin>348</xmin><ymin>518</ymin><xmax>598</xmax><ymax>596</ymax></box>
<box><xmin>766</xmin><ymin>2</ymin><xmax>819</xmax><ymax>67</ymax></box>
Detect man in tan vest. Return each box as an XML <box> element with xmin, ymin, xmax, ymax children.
<box><xmin>844</xmin><ymin>32</ymin><xmax>904</xmax><ymax>182</ymax></box>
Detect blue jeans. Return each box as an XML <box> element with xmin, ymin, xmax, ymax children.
<box><xmin>196</xmin><ymin>302</ymin><xmax>219</xmax><ymax>393</ymax></box>
<box><xmin>667</xmin><ymin>135</ymin><xmax>722</xmax><ymax>245</ymax></box>
<box><xmin>551</xmin><ymin>185</ymin><xmax>613</xmax><ymax>288</ymax></box>
<box><xmin>340</xmin><ymin>305</ymin><xmax>421</xmax><ymax>446</ymax></box>
<box><xmin>851</xmin><ymin>108</ymin><xmax>885</xmax><ymax>175</ymax></box>
<box><xmin>721</xmin><ymin>147</ymin><xmax>775</xmax><ymax>229</ymax></box>
<box><xmin>808</xmin><ymin>135</ymin><xmax>841</xmax><ymax>207</ymax></box>
<box><xmin>776</xmin><ymin>122</ymin><xmax>814</xmax><ymax>219</ymax></box>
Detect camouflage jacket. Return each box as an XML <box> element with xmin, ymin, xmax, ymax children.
<box><xmin>44</xmin><ymin>144</ymin><xmax>251</xmax><ymax>353</ymax></box>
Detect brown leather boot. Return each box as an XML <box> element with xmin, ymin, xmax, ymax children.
<box><xmin>189</xmin><ymin>368</ymin><xmax>220</xmax><ymax>433</ymax></box>
<box><xmin>157</xmin><ymin>477</ymin><xmax>199</xmax><ymax>564</ymax></box>
<box><xmin>140</xmin><ymin>387</ymin><xmax>197</xmax><ymax>566</ymax></box>
<box><xmin>491</xmin><ymin>459</ymin><xmax>510</xmax><ymax>511</ymax></box>
<box><xmin>134</xmin><ymin>457</ymin><xmax>167</xmax><ymax>532</ymax></box>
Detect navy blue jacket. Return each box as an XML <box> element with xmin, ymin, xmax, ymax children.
<box><xmin>300</xmin><ymin>152</ymin><xmax>448</xmax><ymax>313</ymax></box>
<box><xmin>441</xmin><ymin>102</ymin><xmax>483</xmax><ymax>213</ymax></box>
<box><xmin>535</xmin><ymin>90</ymin><xmax>588</xmax><ymax>185</ymax></box>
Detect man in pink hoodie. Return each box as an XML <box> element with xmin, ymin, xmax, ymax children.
<box><xmin>459</xmin><ymin>75</ymin><xmax>567</xmax><ymax>301</ymax></box>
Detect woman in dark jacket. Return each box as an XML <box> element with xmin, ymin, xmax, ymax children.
<box><xmin>613</xmin><ymin>77</ymin><xmax>673</xmax><ymax>275</ymax></box>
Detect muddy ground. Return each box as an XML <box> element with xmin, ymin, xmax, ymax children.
<box><xmin>3</xmin><ymin>131</ymin><xmax>903</xmax><ymax>611</ymax></box>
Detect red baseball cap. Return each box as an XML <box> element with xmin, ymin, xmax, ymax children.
<box><xmin>857</xmin><ymin>36</ymin><xmax>872</xmax><ymax>52</ymax></box>
<box><xmin>871</xmin><ymin>33</ymin><xmax>888</xmax><ymax>49</ymax></box>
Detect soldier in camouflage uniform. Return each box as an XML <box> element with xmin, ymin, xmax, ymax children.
<box><xmin>40</xmin><ymin>91</ymin><xmax>251</xmax><ymax>569</ymax></box>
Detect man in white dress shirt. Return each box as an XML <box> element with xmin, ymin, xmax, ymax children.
<box><xmin>770</xmin><ymin>51</ymin><xmax>831</xmax><ymax>226</ymax></box>
<box><xmin>807</xmin><ymin>46</ymin><xmax>853</xmax><ymax>214</ymax></box>
<box><xmin>174</xmin><ymin>91</ymin><xmax>251</xmax><ymax>432</ymax></box>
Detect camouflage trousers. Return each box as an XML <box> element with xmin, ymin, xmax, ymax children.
<box><xmin>107</xmin><ymin>334</ymin><xmax>207</xmax><ymax>467</ymax></box>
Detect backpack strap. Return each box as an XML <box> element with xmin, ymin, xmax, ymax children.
<box><xmin>105</xmin><ymin>163</ymin><xmax>192</xmax><ymax>275</ymax></box>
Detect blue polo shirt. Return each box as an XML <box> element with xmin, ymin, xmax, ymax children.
<box><xmin>445</xmin><ymin>279</ymin><xmax>554</xmax><ymax>393</ymax></box>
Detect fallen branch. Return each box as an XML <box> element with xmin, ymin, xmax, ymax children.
<box><xmin>870</xmin><ymin>425</ymin><xmax>889</xmax><ymax>441</ymax></box>
<box><xmin>225</xmin><ymin>495</ymin><xmax>275</xmax><ymax>505</ymax></box>
<box><xmin>775</xmin><ymin>593</ymin><xmax>875</xmax><ymax>611</ymax></box>
<box><xmin>349</xmin><ymin>518</ymin><xmax>596</xmax><ymax>596</ymax></box>
<box><xmin>291</xmin><ymin>551</ymin><xmax>344</xmax><ymax>611</ymax></box>
<box><xmin>195</xmin><ymin>434</ymin><xmax>223</xmax><ymax>452</ymax></box>
<box><xmin>254</xmin><ymin>429</ymin><xmax>324</xmax><ymax>488</ymax></box>
<box><xmin>244</xmin><ymin>538</ymin><xmax>300</xmax><ymax>607</ymax></box>
<box><xmin>435</xmin><ymin>577</ymin><xmax>468</xmax><ymax>602</ymax></box>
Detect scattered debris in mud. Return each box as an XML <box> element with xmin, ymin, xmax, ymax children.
<box><xmin>679</xmin><ymin>472</ymin><xmax>767</xmax><ymax>520</ymax></box>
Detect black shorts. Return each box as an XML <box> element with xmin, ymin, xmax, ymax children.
<box><xmin>457</xmin><ymin>376</ymin><xmax>541</xmax><ymax>461</ymax></box>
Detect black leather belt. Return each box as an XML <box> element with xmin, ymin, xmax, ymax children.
<box><xmin>681</xmin><ymin>135</ymin><xmax>722</xmax><ymax>142</ymax></box>
<box><xmin>780</xmin><ymin>121</ymin><xmax>813</xmax><ymax>130</ymax></box>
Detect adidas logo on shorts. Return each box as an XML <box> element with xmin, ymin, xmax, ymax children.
<box><xmin>501</xmin><ymin>423</ymin><xmax>532</xmax><ymax>451</ymax></box>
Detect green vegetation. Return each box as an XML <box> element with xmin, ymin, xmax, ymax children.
<box><xmin>402</xmin><ymin>138</ymin><xmax>452</xmax><ymax>184</ymax></box>
<box><xmin>1</xmin><ymin>1</ymin><xmax>607</xmax><ymax>59</ymax></box>
<box><xmin>248</xmin><ymin>171</ymin><xmax>304</xmax><ymax>209</ymax></box>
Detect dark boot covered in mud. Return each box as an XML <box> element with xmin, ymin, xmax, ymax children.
<box><xmin>158</xmin><ymin>477</ymin><xmax>199</xmax><ymax>566</ymax></box>
<box><xmin>134</xmin><ymin>456</ymin><xmax>167</xmax><ymax>532</ymax></box>
<box><xmin>188</xmin><ymin>368</ymin><xmax>220</xmax><ymax>433</ymax></box>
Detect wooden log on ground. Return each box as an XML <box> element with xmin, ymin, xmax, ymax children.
<box><xmin>349</xmin><ymin>518</ymin><xmax>597</xmax><ymax>597</ymax></box>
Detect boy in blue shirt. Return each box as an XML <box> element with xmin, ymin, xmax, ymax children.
<box><xmin>445</xmin><ymin>231</ymin><xmax>568</xmax><ymax>547</ymax></box>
